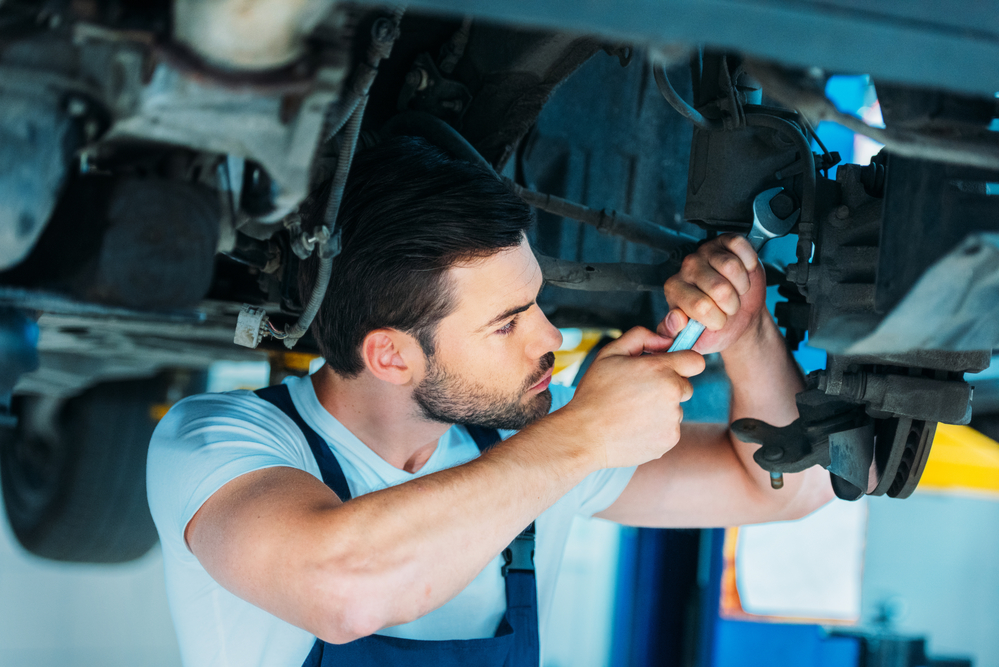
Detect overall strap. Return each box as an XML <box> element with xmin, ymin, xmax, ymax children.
<box><xmin>464</xmin><ymin>424</ymin><xmax>502</xmax><ymax>452</ymax></box>
<box><xmin>255</xmin><ymin>384</ymin><xmax>353</xmax><ymax>501</ymax></box>
<box><xmin>464</xmin><ymin>425</ymin><xmax>540</xmax><ymax>667</ymax></box>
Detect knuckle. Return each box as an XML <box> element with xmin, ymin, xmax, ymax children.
<box><xmin>727</xmin><ymin>233</ymin><xmax>751</xmax><ymax>251</ymax></box>
<box><xmin>693</xmin><ymin>297</ymin><xmax>715</xmax><ymax>319</ymax></box>
<box><xmin>717</xmin><ymin>255</ymin><xmax>742</xmax><ymax>279</ymax></box>
<box><xmin>706</xmin><ymin>280</ymin><xmax>734</xmax><ymax>304</ymax></box>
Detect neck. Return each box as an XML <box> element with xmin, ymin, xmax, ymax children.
<box><xmin>310</xmin><ymin>365</ymin><xmax>449</xmax><ymax>473</ymax></box>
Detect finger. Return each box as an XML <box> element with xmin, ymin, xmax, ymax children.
<box><xmin>679</xmin><ymin>378</ymin><xmax>693</xmax><ymax>403</ymax></box>
<box><xmin>597</xmin><ymin>326</ymin><xmax>669</xmax><ymax>359</ymax></box>
<box><xmin>661</xmin><ymin>349</ymin><xmax>706</xmax><ymax>378</ymax></box>
<box><xmin>688</xmin><ymin>259</ymin><xmax>742</xmax><ymax>318</ymax></box>
<box><xmin>704</xmin><ymin>243</ymin><xmax>752</xmax><ymax>297</ymax></box>
<box><xmin>658</xmin><ymin>309</ymin><xmax>689</xmax><ymax>339</ymax></box>
<box><xmin>719</xmin><ymin>234</ymin><xmax>759</xmax><ymax>273</ymax></box>
<box><xmin>665</xmin><ymin>280</ymin><xmax>728</xmax><ymax>331</ymax></box>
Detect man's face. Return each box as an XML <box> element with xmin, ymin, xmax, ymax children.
<box><xmin>413</xmin><ymin>238</ymin><xmax>563</xmax><ymax>430</ymax></box>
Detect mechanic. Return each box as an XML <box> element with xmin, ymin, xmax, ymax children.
<box><xmin>147</xmin><ymin>135</ymin><xmax>833</xmax><ymax>667</ymax></box>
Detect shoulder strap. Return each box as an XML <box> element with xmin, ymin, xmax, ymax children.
<box><xmin>255</xmin><ymin>384</ymin><xmax>353</xmax><ymax>502</ymax></box>
<box><xmin>463</xmin><ymin>424</ymin><xmax>501</xmax><ymax>452</ymax></box>
<box><xmin>461</xmin><ymin>425</ymin><xmax>536</xmax><ymax>578</ymax></box>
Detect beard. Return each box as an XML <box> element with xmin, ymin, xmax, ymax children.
<box><xmin>413</xmin><ymin>351</ymin><xmax>555</xmax><ymax>430</ymax></box>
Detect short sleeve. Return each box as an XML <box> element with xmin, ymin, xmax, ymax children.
<box><xmin>146</xmin><ymin>391</ymin><xmax>321</xmax><ymax>560</ymax></box>
<box><xmin>574</xmin><ymin>465</ymin><xmax>637</xmax><ymax>517</ymax></box>
<box><xmin>531</xmin><ymin>385</ymin><xmax>636</xmax><ymax>517</ymax></box>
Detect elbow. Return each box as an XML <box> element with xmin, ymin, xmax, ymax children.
<box><xmin>781</xmin><ymin>469</ymin><xmax>836</xmax><ymax>521</ymax></box>
<box><xmin>314</xmin><ymin>592</ymin><xmax>387</xmax><ymax>645</ymax></box>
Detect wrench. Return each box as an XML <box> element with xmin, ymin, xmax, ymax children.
<box><xmin>666</xmin><ymin>186</ymin><xmax>799</xmax><ymax>488</ymax></box>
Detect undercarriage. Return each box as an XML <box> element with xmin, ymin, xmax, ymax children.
<box><xmin>1</xmin><ymin>0</ymin><xmax>998</xmax><ymax>560</ymax></box>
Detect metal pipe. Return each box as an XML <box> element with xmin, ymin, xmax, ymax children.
<box><xmin>747</xmin><ymin>61</ymin><xmax>999</xmax><ymax>172</ymax></box>
<box><xmin>506</xmin><ymin>178</ymin><xmax>698</xmax><ymax>257</ymax></box>
<box><xmin>653</xmin><ymin>65</ymin><xmax>721</xmax><ymax>130</ymax></box>
<box><xmin>535</xmin><ymin>253</ymin><xmax>683</xmax><ymax>292</ymax></box>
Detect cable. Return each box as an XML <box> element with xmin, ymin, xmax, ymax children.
<box><xmin>653</xmin><ymin>65</ymin><xmax>721</xmax><ymax>130</ymax></box>
<box><xmin>280</xmin><ymin>11</ymin><xmax>403</xmax><ymax>349</ymax></box>
<box><xmin>744</xmin><ymin>112</ymin><xmax>816</xmax><ymax>225</ymax></box>
<box><xmin>282</xmin><ymin>97</ymin><xmax>366</xmax><ymax>348</ymax></box>
<box><xmin>798</xmin><ymin>113</ymin><xmax>833</xmax><ymax>175</ymax></box>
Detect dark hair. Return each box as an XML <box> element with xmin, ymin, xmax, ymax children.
<box><xmin>299</xmin><ymin>135</ymin><xmax>534</xmax><ymax>377</ymax></box>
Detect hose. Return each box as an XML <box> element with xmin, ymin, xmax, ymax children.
<box><xmin>744</xmin><ymin>112</ymin><xmax>816</xmax><ymax>226</ymax></box>
<box><xmin>281</xmin><ymin>10</ymin><xmax>403</xmax><ymax>349</ymax></box>
<box><xmin>653</xmin><ymin>66</ymin><xmax>721</xmax><ymax>131</ymax></box>
<box><xmin>283</xmin><ymin>98</ymin><xmax>366</xmax><ymax>348</ymax></box>
<box><xmin>382</xmin><ymin>110</ymin><xmax>496</xmax><ymax>176</ymax></box>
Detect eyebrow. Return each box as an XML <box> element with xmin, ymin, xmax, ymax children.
<box><xmin>480</xmin><ymin>301</ymin><xmax>533</xmax><ymax>332</ymax></box>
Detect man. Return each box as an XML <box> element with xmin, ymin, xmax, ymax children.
<box><xmin>147</xmin><ymin>136</ymin><xmax>833</xmax><ymax>667</ymax></box>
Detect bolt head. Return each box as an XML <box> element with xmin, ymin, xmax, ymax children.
<box><xmin>762</xmin><ymin>446</ymin><xmax>784</xmax><ymax>462</ymax></box>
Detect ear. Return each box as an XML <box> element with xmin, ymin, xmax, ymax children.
<box><xmin>360</xmin><ymin>329</ymin><xmax>423</xmax><ymax>385</ymax></box>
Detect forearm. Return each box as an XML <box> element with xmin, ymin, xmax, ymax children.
<box><xmin>720</xmin><ymin>311</ymin><xmax>821</xmax><ymax>504</ymax></box>
<box><xmin>310</xmin><ymin>411</ymin><xmax>594</xmax><ymax>640</ymax></box>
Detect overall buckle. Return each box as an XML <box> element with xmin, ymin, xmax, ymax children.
<box><xmin>502</xmin><ymin>524</ymin><xmax>535</xmax><ymax>576</ymax></box>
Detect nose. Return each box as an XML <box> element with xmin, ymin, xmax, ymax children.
<box><xmin>526</xmin><ymin>308</ymin><xmax>562</xmax><ymax>360</ymax></box>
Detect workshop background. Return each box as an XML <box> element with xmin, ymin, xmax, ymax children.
<box><xmin>2</xmin><ymin>60</ymin><xmax>998</xmax><ymax>667</ymax></box>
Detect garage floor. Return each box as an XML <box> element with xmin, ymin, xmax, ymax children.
<box><xmin>0</xmin><ymin>496</ymin><xmax>182</xmax><ymax>667</ymax></box>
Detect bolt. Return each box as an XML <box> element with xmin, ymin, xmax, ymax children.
<box><xmin>835</xmin><ymin>205</ymin><xmax>850</xmax><ymax>220</ymax></box>
<box><xmin>762</xmin><ymin>446</ymin><xmax>784</xmax><ymax>462</ymax></box>
<box><xmin>769</xmin><ymin>193</ymin><xmax>795</xmax><ymax>220</ymax></box>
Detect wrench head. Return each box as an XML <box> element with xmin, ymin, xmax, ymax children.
<box><xmin>751</xmin><ymin>186</ymin><xmax>800</xmax><ymax>238</ymax></box>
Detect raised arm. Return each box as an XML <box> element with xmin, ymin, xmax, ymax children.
<box><xmin>597</xmin><ymin>234</ymin><xmax>833</xmax><ymax>528</ymax></box>
<box><xmin>184</xmin><ymin>328</ymin><xmax>703</xmax><ymax>645</ymax></box>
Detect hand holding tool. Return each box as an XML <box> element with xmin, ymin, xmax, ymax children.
<box><xmin>667</xmin><ymin>187</ymin><xmax>798</xmax><ymax>353</ymax></box>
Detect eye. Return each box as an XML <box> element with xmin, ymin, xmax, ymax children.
<box><xmin>496</xmin><ymin>318</ymin><xmax>518</xmax><ymax>335</ymax></box>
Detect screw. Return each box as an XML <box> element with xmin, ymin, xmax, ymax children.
<box><xmin>770</xmin><ymin>472</ymin><xmax>784</xmax><ymax>489</ymax></box>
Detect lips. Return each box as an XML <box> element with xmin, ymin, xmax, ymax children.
<box><xmin>530</xmin><ymin>369</ymin><xmax>553</xmax><ymax>392</ymax></box>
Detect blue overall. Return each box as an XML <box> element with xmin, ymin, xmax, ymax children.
<box><xmin>255</xmin><ymin>385</ymin><xmax>540</xmax><ymax>667</ymax></box>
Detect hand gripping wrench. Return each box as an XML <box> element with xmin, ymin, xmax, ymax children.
<box><xmin>667</xmin><ymin>186</ymin><xmax>799</xmax><ymax>353</ymax></box>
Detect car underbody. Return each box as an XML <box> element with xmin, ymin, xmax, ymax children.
<box><xmin>1</xmin><ymin>0</ymin><xmax>998</xmax><ymax>561</ymax></box>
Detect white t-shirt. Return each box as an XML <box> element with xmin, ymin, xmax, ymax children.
<box><xmin>147</xmin><ymin>375</ymin><xmax>635</xmax><ymax>667</ymax></box>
